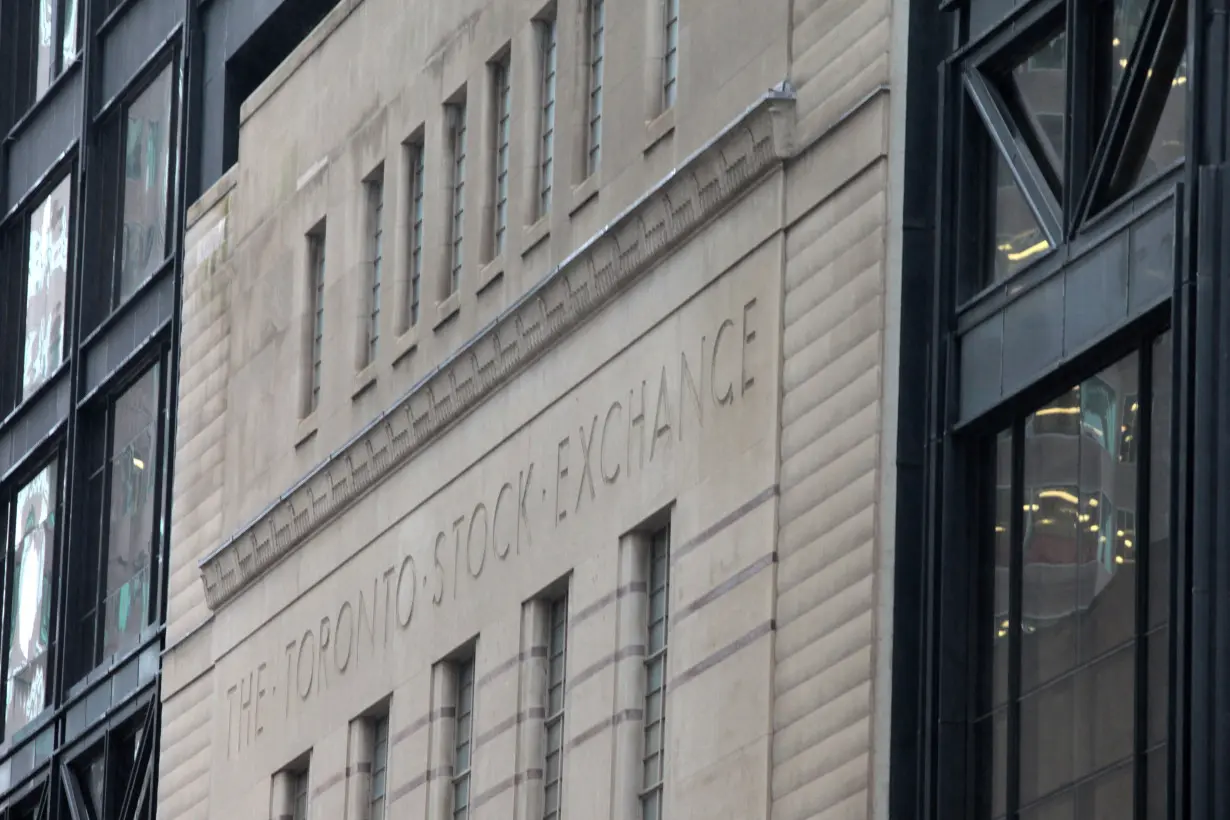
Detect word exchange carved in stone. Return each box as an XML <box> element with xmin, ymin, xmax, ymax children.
<box><xmin>222</xmin><ymin>298</ymin><xmax>762</xmax><ymax>762</ymax></box>
<box><xmin>197</xmin><ymin>88</ymin><xmax>795</xmax><ymax>611</ymax></box>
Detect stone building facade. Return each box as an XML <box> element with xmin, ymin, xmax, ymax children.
<box><xmin>159</xmin><ymin>0</ymin><xmax>909</xmax><ymax>818</ymax></box>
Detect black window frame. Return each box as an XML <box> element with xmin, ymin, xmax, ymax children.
<box><xmin>0</xmin><ymin>165</ymin><xmax>78</xmax><ymax>421</ymax></box>
<box><xmin>81</xmin><ymin>51</ymin><xmax>180</xmax><ymax>337</ymax></box>
<box><xmin>968</xmin><ymin>333</ymin><xmax>1173</xmax><ymax>819</ymax></box>
<box><xmin>64</xmin><ymin>348</ymin><xmax>169</xmax><ymax>691</ymax></box>
<box><xmin>0</xmin><ymin>441</ymin><xmax>67</xmax><ymax>752</ymax></box>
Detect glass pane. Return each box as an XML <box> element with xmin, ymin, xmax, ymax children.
<box><xmin>102</xmin><ymin>366</ymin><xmax>160</xmax><ymax>660</ymax></box>
<box><xmin>1147</xmin><ymin>627</ymin><xmax>1168</xmax><ymax>746</ymax></box>
<box><xmin>1150</xmin><ymin>332</ymin><xmax>1173</xmax><ymax>631</ymax></box>
<box><xmin>975</xmin><ymin>709</ymin><xmax>1008</xmax><ymax>818</ymax></box>
<box><xmin>988</xmin><ymin>430</ymin><xmax>1011</xmax><ymax>713</ymax></box>
<box><xmin>1078</xmin><ymin>356</ymin><xmax>1139</xmax><ymax>662</ymax></box>
<box><xmin>36</xmin><ymin>0</ymin><xmax>54</xmax><ymax>99</ymax></box>
<box><xmin>1076</xmin><ymin>759</ymin><xmax>1133</xmax><ymax>818</ymax></box>
<box><xmin>1147</xmin><ymin>746</ymin><xmax>1167</xmax><ymax>820</ymax></box>
<box><xmin>1073</xmin><ymin>644</ymin><xmax>1135</xmax><ymax>780</ymax></box>
<box><xmin>1106</xmin><ymin>0</ymin><xmax>1149</xmax><ymax>102</ymax></box>
<box><xmin>1013</xmin><ymin>30</ymin><xmax>1068</xmax><ymax>171</ymax></box>
<box><xmin>6</xmin><ymin>463</ymin><xmax>57</xmax><ymax>741</ymax></box>
<box><xmin>1139</xmin><ymin>51</ymin><xmax>1187</xmax><ymax>182</ymax></box>
<box><xmin>646</xmin><ymin>689</ymin><xmax>662</xmax><ymax>723</ymax></box>
<box><xmin>62</xmin><ymin>0</ymin><xmax>79</xmax><ymax>66</ymax></box>
<box><xmin>642</xmin><ymin>789</ymin><xmax>660</xmax><ymax>820</ymax></box>
<box><xmin>990</xmin><ymin>152</ymin><xmax>1050</xmax><ymax>283</ymax></box>
<box><xmin>1021</xmin><ymin>410</ymin><xmax>1079</xmax><ymax>692</ymax></box>
<box><xmin>1019</xmin><ymin>675</ymin><xmax>1075</xmax><ymax>806</ymax></box>
<box><xmin>86</xmin><ymin>751</ymin><xmax>105</xmax><ymax>815</ymax></box>
<box><xmin>23</xmin><ymin>176</ymin><xmax>71</xmax><ymax>401</ymax></box>
<box><xmin>119</xmin><ymin>67</ymin><xmax>173</xmax><ymax>303</ymax></box>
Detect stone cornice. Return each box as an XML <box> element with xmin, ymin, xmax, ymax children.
<box><xmin>198</xmin><ymin>85</ymin><xmax>798</xmax><ymax>610</ymax></box>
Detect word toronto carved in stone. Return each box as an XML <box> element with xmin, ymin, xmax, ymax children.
<box><xmin>222</xmin><ymin>296</ymin><xmax>764</xmax><ymax>761</ymax></box>
<box><xmin>198</xmin><ymin>87</ymin><xmax>795</xmax><ymax>613</ymax></box>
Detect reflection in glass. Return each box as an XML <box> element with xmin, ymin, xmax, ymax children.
<box><xmin>103</xmin><ymin>366</ymin><xmax>160</xmax><ymax>660</ymax></box>
<box><xmin>36</xmin><ymin>0</ymin><xmax>54</xmax><ymax>100</ymax></box>
<box><xmin>1106</xmin><ymin>0</ymin><xmax>1149</xmax><ymax>103</ymax></box>
<box><xmin>119</xmin><ymin>67</ymin><xmax>173</xmax><ymax>303</ymax></box>
<box><xmin>24</xmin><ymin>177</ymin><xmax>71</xmax><ymax>401</ymax></box>
<box><xmin>6</xmin><ymin>463</ymin><xmax>57</xmax><ymax>741</ymax></box>
<box><xmin>61</xmin><ymin>0</ymin><xmax>78</xmax><ymax>67</ymax></box>
<box><xmin>988</xmin><ymin>346</ymin><xmax>1167</xmax><ymax>818</ymax></box>
<box><xmin>991</xmin><ymin>153</ymin><xmax>1050</xmax><ymax>283</ymax></box>
<box><xmin>1014</xmin><ymin>30</ymin><xmax>1068</xmax><ymax>172</ymax></box>
<box><xmin>1139</xmin><ymin>50</ymin><xmax>1187</xmax><ymax>182</ymax></box>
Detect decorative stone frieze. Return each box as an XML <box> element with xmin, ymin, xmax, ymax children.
<box><xmin>197</xmin><ymin>85</ymin><xmax>797</xmax><ymax>610</ymax></box>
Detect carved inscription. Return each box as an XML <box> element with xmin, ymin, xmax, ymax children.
<box><xmin>221</xmin><ymin>297</ymin><xmax>762</xmax><ymax>762</ymax></box>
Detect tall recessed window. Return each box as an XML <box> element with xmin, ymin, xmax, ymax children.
<box><xmin>23</xmin><ymin>176</ymin><xmax>71</xmax><ymax>402</ymax></box>
<box><xmin>5</xmin><ymin>462</ymin><xmax>59</xmax><ymax>742</ymax></box>
<box><xmin>453</xmin><ymin>658</ymin><xmax>475</xmax><ymax>820</ymax></box>
<box><xmin>493</xmin><ymin>56</ymin><xmax>512</xmax><ymax>257</ymax></box>
<box><xmin>449</xmin><ymin>104</ymin><xmax>468</xmax><ymax>295</ymax></box>
<box><xmin>73</xmin><ymin>365</ymin><xmax>163</xmax><ymax>682</ymax></box>
<box><xmin>370</xmin><ymin>716</ymin><xmax>389</xmax><ymax>820</ymax></box>
<box><xmin>538</xmin><ymin>18</ymin><xmax>558</xmax><ymax>217</ymax></box>
<box><xmin>586</xmin><ymin>0</ymin><xmax>606</xmax><ymax>176</ymax></box>
<box><xmin>662</xmin><ymin>0</ymin><xmax>680</xmax><ymax>110</ymax></box>
<box><xmin>101</xmin><ymin>366</ymin><xmax>160</xmax><ymax>660</ymax></box>
<box><xmin>407</xmin><ymin>142</ymin><xmax>425</xmax><ymax>328</ymax></box>
<box><xmin>306</xmin><ymin>230</ymin><xmax>326</xmax><ymax>416</ymax></box>
<box><xmin>544</xmin><ymin>596</ymin><xmax>568</xmax><ymax>820</ymax></box>
<box><xmin>118</xmin><ymin>66</ymin><xmax>174</xmax><ymax>304</ymax></box>
<box><xmin>293</xmin><ymin>768</ymin><xmax>310</xmax><ymax>820</ymax></box>
<box><xmin>977</xmin><ymin>335</ymin><xmax>1172</xmax><ymax>819</ymax></box>
<box><xmin>34</xmin><ymin>0</ymin><xmax>79</xmax><ymax>101</ymax></box>
<box><xmin>366</xmin><ymin>176</ymin><xmax>384</xmax><ymax>366</ymax></box>
<box><xmin>642</xmin><ymin>528</ymin><xmax>669</xmax><ymax>820</ymax></box>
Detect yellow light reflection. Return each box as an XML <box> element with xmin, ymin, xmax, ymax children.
<box><xmin>1116</xmin><ymin>555</ymin><xmax>1126</xmax><ymax>564</ymax></box>
<box><xmin>1035</xmin><ymin>406</ymin><xmax>1080</xmax><ymax>416</ymax></box>
<box><xmin>1039</xmin><ymin>489</ymin><xmax>1079</xmax><ymax>504</ymax></box>
<box><xmin>1006</xmin><ymin>239</ymin><xmax>1051</xmax><ymax>262</ymax></box>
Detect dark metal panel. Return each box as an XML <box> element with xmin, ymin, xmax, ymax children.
<box><xmin>82</xmin><ymin>271</ymin><xmax>175</xmax><ymax>398</ymax></box>
<box><xmin>1001</xmin><ymin>274</ymin><xmax>1064</xmax><ymax>394</ymax></box>
<box><xmin>1062</xmin><ymin>231</ymin><xmax>1129</xmax><ymax>352</ymax></box>
<box><xmin>4</xmin><ymin>70</ymin><xmax>82</xmax><ymax>214</ymax></box>
<box><xmin>99</xmin><ymin>0</ymin><xmax>185</xmax><ymax>105</ymax></box>
<box><xmin>1129</xmin><ymin>202</ymin><xmax>1178</xmax><ymax>312</ymax></box>
<box><xmin>961</xmin><ymin>313</ymin><xmax>1005</xmax><ymax>419</ymax></box>
<box><xmin>0</xmin><ymin>375</ymin><xmax>70</xmax><ymax>481</ymax></box>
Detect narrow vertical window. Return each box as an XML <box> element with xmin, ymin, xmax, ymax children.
<box><xmin>5</xmin><ymin>462</ymin><xmax>58</xmax><ymax>741</ymax></box>
<box><xmin>544</xmin><ymin>596</ymin><xmax>568</xmax><ymax>820</ymax></box>
<box><xmin>293</xmin><ymin>768</ymin><xmax>310</xmax><ymax>820</ymax></box>
<box><xmin>34</xmin><ymin>0</ymin><xmax>77</xmax><ymax>99</ymax></box>
<box><xmin>23</xmin><ymin>176</ymin><xmax>71</xmax><ymax>402</ymax></box>
<box><xmin>662</xmin><ymin>0</ymin><xmax>679</xmax><ymax>110</ymax></box>
<box><xmin>366</xmin><ymin>176</ymin><xmax>384</xmax><ymax>365</ymax></box>
<box><xmin>407</xmin><ymin>143</ymin><xmax>425</xmax><ymax>328</ymax></box>
<box><xmin>118</xmin><ymin>66</ymin><xmax>174</xmax><ymax>304</ymax></box>
<box><xmin>586</xmin><ymin>0</ymin><xmax>606</xmax><ymax>176</ymax></box>
<box><xmin>453</xmin><ymin>659</ymin><xmax>475</xmax><ymax>820</ymax></box>
<box><xmin>306</xmin><ymin>230</ymin><xmax>326</xmax><ymax>416</ymax></box>
<box><xmin>538</xmin><ymin>18</ymin><xmax>558</xmax><ymax>216</ymax></box>
<box><xmin>641</xmin><ymin>529</ymin><xmax>669</xmax><ymax>820</ymax></box>
<box><xmin>449</xmin><ymin>104</ymin><xmax>468</xmax><ymax>295</ymax></box>
<box><xmin>493</xmin><ymin>57</ymin><xmax>512</xmax><ymax>257</ymax></box>
<box><xmin>370</xmin><ymin>716</ymin><xmax>389</xmax><ymax>820</ymax></box>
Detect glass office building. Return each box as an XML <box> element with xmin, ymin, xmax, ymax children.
<box><xmin>891</xmin><ymin>0</ymin><xmax>1230</xmax><ymax>816</ymax></box>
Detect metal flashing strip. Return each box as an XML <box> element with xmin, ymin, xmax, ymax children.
<box><xmin>196</xmin><ymin>85</ymin><xmax>798</xmax><ymax>610</ymax></box>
